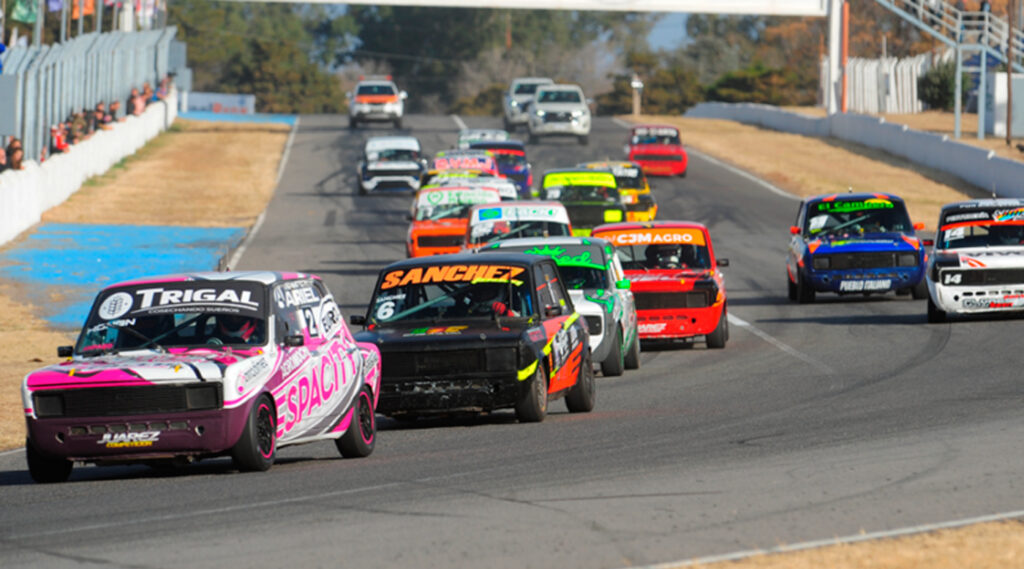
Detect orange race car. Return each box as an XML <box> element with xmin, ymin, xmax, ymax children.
<box><xmin>407</xmin><ymin>186</ymin><xmax>502</xmax><ymax>257</ymax></box>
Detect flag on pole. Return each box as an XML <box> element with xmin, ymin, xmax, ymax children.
<box><xmin>73</xmin><ymin>0</ymin><xmax>96</xmax><ymax>19</ymax></box>
<box><xmin>11</xmin><ymin>0</ymin><xmax>39</xmax><ymax>23</ymax></box>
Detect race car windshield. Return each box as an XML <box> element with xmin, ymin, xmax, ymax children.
<box><xmin>939</xmin><ymin>222</ymin><xmax>1024</xmax><ymax>249</ymax></box>
<box><xmin>416</xmin><ymin>203</ymin><xmax>473</xmax><ymax>221</ymax></box>
<box><xmin>371</xmin><ymin>280</ymin><xmax>531</xmax><ymax>323</ymax></box>
<box><xmin>471</xmin><ymin>220</ymin><xmax>572</xmax><ymax>246</ymax></box>
<box><xmin>493</xmin><ymin>153</ymin><xmax>527</xmax><ymax>169</ymax></box>
<box><xmin>77</xmin><ymin>312</ymin><xmax>268</xmax><ymax>355</ymax></box>
<box><xmin>804</xmin><ymin>199</ymin><xmax>913</xmax><ymax>237</ymax></box>
<box><xmin>537</xmin><ymin>90</ymin><xmax>581</xmax><ymax>104</ymax></box>
<box><xmin>370</xmin><ymin>149</ymin><xmax>420</xmax><ymax>162</ymax></box>
<box><xmin>614</xmin><ymin>174</ymin><xmax>643</xmax><ymax>190</ymax></box>
<box><xmin>547</xmin><ymin>185</ymin><xmax>620</xmax><ymax>203</ymax></box>
<box><xmin>615</xmin><ymin>244</ymin><xmax>711</xmax><ymax>271</ymax></box>
<box><xmin>357</xmin><ymin>85</ymin><xmax>395</xmax><ymax>96</ymax></box>
<box><xmin>632</xmin><ymin>133</ymin><xmax>680</xmax><ymax>145</ymax></box>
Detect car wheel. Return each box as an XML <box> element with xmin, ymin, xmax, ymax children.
<box><xmin>623</xmin><ymin>330</ymin><xmax>641</xmax><ymax>370</ymax></box>
<box><xmin>515</xmin><ymin>364</ymin><xmax>547</xmax><ymax>423</ymax></box>
<box><xmin>927</xmin><ymin>295</ymin><xmax>947</xmax><ymax>323</ymax></box>
<box><xmin>232</xmin><ymin>394</ymin><xmax>276</xmax><ymax>472</ymax></box>
<box><xmin>796</xmin><ymin>272</ymin><xmax>815</xmax><ymax>304</ymax></box>
<box><xmin>578</xmin><ymin>135</ymin><xmax>589</xmax><ymax>146</ymax></box>
<box><xmin>349</xmin><ymin>117</ymin><xmax>357</xmax><ymax>129</ymax></box>
<box><xmin>26</xmin><ymin>438</ymin><xmax>72</xmax><ymax>483</ymax></box>
<box><xmin>336</xmin><ymin>385</ymin><xmax>376</xmax><ymax>458</ymax></box>
<box><xmin>565</xmin><ymin>349</ymin><xmax>596</xmax><ymax>413</ymax></box>
<box><xmin>503</xmin><ymin>118</ymin><xmax>513</xmax><ymax>132</ymax></box>
<box><xmin>600</xmin><ymin>329</ymin><xmax>625</xmax><ymax>377</ymax></box>
<box><xmin>393</xmin><ymin>118</ymin><xmax>402</xmax><ymax>129</ymax></box>
<box><xmin>911</xmin><ymin>279</ymin><xmax>928</xmax><ymax>300</ymax></box>
<box><xmin>787</xmin><ymin>272</ymin><xmax>798</xmax><ymax>301</ymax></box>
<box><xmin>706</xmin><ymin>307</ymin><xmax>728</xmax><ymax>349</ymax></box>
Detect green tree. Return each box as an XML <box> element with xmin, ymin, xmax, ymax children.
<box><xmin>917</xmin><ymin>60</ymin><xmax>966</xmax><ymax>111</ymax></box>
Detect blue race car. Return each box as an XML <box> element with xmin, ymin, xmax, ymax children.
<box><xmin>786</xmin><ymin>192</ymin><xmax>929</xmax><ymax>303</ymax></box>
<box><xmin>469</xmin><ymin>140</ymin><xmax>532</xmax><ymax>198</ymax></box>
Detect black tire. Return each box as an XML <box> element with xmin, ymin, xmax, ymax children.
<box><xmin>26</xmin><ymin>438</ymin><xmax>72</xmax><ymax>483</ymax></box>
<box><xmin>796</xmin><ymin>272</ymin><xmax>815</xmax><ymax>304</ymax></box>
<box><xmin>578</xmin><ymin>135</ymin><xmax>589</xmax><ymax>146</ymax></box>
<box><xmin>565</xmin><ymin>350</ymin><xmax>596</xmax><ymax>413</ymax></box>
<box><xmin>600</xmin><ymin>329</ymin><xmax>625</xmax><ymax>377</ymax></box>
<box><xmin>787</xmin><ymin>272</ymin><xmax>798</xmax><ymax>301</ymax></box>
<box><xmin>706</xmin><ymin>307</ymin><xmax>728</xmax><ymax>349</ymax></box>
<box><xmin>927</xmin><ymin>295</ymin><xmax>947</xmax><ymax>323</ymax></box>
<box><xmin>623</xmin><ymin>329</ymin><xmax>641</xmax><ymax>370</ymax></box>
<box><xmin>515</xmin><ymin>364</ymin><xmax>547</xmax><ymax>423</ymax></box>
<box><xmin>348</xmin><ymin>117</ymin><xmax>357</xmax><ymax>129</ymax></box>
<box><xmin>232</xmin><ymin>395</ymin><xmax>276</xmax><ymax>472</ymax></box>
<box><xmin>503</xmin><ymin>118</ymin><xmax>513</xmax><ymax>132</ymax></box>
<box><xmin>393</xmin><ymin>117</ymin><xmax>402</xmax><ymax>129</ymax></box>
<box><xmin>336</xmin><ymin>385</ymin><xmax>376</xmax><ymax>458</ymax></box>
<box><xmin>911</xmin><ymin>278</ymin><xmax>928</xmax><ymax>300</ymax></box>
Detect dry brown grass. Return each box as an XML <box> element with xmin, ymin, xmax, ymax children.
<box><xmin>1</xmin><ymin>118</ymin><xmax>289</xmax><ymax>452</ymax></box>
<box><xmin>628</xmin><ymin>114</ymin><xmax>987</xmax><ymax>231</ymax></box>
<box><xmin>44</xmin><ymin>119</ymin><xmax>290</xmax><ymax>227</ymax></box>
<box><xmin>688</xmin><ymin>520</ymin><xmax>1024</xmax><ymax>568</ymax></box>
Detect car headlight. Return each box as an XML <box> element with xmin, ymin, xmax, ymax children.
<box><xmin>812</xmin><ymin>256</ymin><xmax>830</xmax><ymax>270</ymax></box>
<box><xmin>510</xmin><ymin>100</ymin><xmax>519</xmax><ymax>108</ymax></box>
<box><xmin>535</xmin><ymin>109</ymin><xmax>546</xmax><ymax>117</ymax></box>
<box><xmin>571</xmin><ymin>110</ymin><xmax>584</xmax><ymax>117</ymax></box>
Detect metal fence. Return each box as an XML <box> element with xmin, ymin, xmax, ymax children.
<box><xmin>0</xmin><ymin>27</ymin><xmax>178</xmax><ymax>161</ymax></box>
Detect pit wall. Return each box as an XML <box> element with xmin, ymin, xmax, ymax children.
<box><xmin>685</xmin><ymin>102</ymin><xmax>1024</xmax><ymax>199</ymax></box>
<box><xmin>0</xmin><ymin>89</ymin><xmax>178</xmax><ymax>246</ymax></box>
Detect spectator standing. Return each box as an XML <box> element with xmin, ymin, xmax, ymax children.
<box><xmin>110</xmin><ymin>100</ymin><xmax>126</xmax><ymax>121</ymax></box>
<box><xmin>126</xmin><ymin>88</ymin><xmax>139</xmax><ymax>116</ymax></box>
<box><xmin>7</xmin><ymin>146</ymin><xmax>25</xmax><ymax>171</ymax></box>
<box><xmin>142</xmin><ymin>82</ymin><xmax>155</xmax><ymax>106</ymax></box>
<box><xmin>0</xmin><ymin>148</ymin><xmax>8</xmax><ymax>174</ymax></box>
<box><xmin>133</xmin><ymin>89</ymin><xmax>146</xmax><ymax>116</ymax></box>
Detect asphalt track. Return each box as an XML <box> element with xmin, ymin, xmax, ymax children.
<box><xmin>2</xmin><ymin>115</ymin><xmax>1023</xmax><ymax>569</ymax></box>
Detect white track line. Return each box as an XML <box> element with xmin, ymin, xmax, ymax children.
<box><xmin>632</xmin><ymin>509</ymin><xmax>1024</xmax><ymax>568</ymax></box>
<box><xmin>727</xmin><ymin>313</ymin><xmax>832</xmax><ymax>374</ymax></box>
<box><xmin>0</xmin><ymin>447</ymin><xmax>23</xmax><ymax>457</ymax></box>
<box><xmin>226</xmin><ymin>116</ymin><xmax>300</xmax><ymax>270</ymax></box>
<box><xmin>611</xmin><ymin>117</ymin><xmax>798</xmax><ymax>201</ymax></box>
<box><xmin>451</xmin><ymin>114</ymin><xmax>467</xmax><ymax>131</ymax></box>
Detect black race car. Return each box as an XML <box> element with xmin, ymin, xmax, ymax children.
<box><xmin>351</xmin><ymin>252</ymin><xmax>594</xmax><ymax>422</ymax></box>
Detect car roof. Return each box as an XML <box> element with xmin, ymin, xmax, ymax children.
<box><xmin>365</xmin><ymin>136</ymin><xmax>420</xmax><ymax>152</ymax></box>
<box><xmin>632</xmin><ymin>124</ymin><xmax>679</xmax><ymax>131</ymax></box>
<box><xmin>468</xmin><ymin>201</ymin><xmax>571</xmax><ymax>224</ymax></box>
<box><xmin>108</xmin><ymin>271</ymin><xmax>314</xmax><ymax>290</ymax></box>
<box><xmin>594</xmin><ymin>220</ymin><xmax>708</xmax><ymax>232</ymax></box>
<box><xmin>470</xmin><ymin>140</ymin><xmax>527</xmax><ymax>152</ymax></box>
<box><xmin>511</xmin><ymin>77</ymin><xmax>554</xmax><ymax>84</ymax></box>
<box><xmin>538</xmin><ymin>83</ymin><xmax>583</xmax><ymax>91</ymax></box>
<box><xmin>483</xmin><ymin>236</ymin><xmax>612</xmax><ymax>250</ymax></box>
<box><xmin>379</xmin><ymin>251</ymin><xmax>550</xmax><ymax>272</ymax></box>
<box><xmin>804</xmin><ymin>192</ymin><xmax>907</xmax><ymax>205</ymax></box>
<box><xmin>940</xmin><ymin>198</ymin><xmax>1024</xmax><ymax>213</ymax></box>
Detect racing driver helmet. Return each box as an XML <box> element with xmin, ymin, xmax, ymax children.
<box><xmin>217</xmin><ymin>314</ymin><xmax>258</xmax><ymax>343</ymax></box>
<box><xmin>645</xmin><ymin>244</ymin><xmax>682</xmax><ymax>269</ymax></box>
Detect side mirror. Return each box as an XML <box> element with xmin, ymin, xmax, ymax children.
<box><xmin>57</xmin><ymin>346</ymin><xmax>73</xmax><ymax>358</ymax></box>
<box><xmin>615</xmin><ymin>279</ymin><xmax>631</xmax><ymax>290</ymax></box>
<box><xmin>283</xmin><ymin>334</ymin><xmax>304</xmax><ymax>347</ymax></box>
<box><xmin>350</xmin><ymin>314</ymin><xmax>367</xmax><ymax>326</ymax></box>
<box><xmin>544</xmin><ymin>304</ymin><xmax>562</xmax><ymax>318</ymax></box>
<box><xmin>789</xmin><ymin>226</ymin><xmax>800</xmax><ymax>235</ymax></box>
<box><xmin>914</xmin><ymin>222</ymin><xmax>925</xmax><ymax>231</ymax></box>
<box><xmin>400</xmin><ymin>91</ymin><xmax>408</xmax><ymax>100</ymax></box>
<box><xmin>716</xmin><ymin>258</ymin><xmax>730</xmax><ymax>267</ymax></box>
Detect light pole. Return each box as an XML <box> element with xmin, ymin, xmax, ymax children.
<box><xmin>630</xmin><ymin>74</ymin><xmax>643</xmax><ymax>117</ymax></box>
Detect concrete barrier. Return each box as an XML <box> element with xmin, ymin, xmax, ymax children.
<box><xmin>685</xmin><ymin>102</ymin><xmax>1024</xmax><ymax>199</ymax></box>
<box><xmin>0</xmin><ymin>89</ymin><xmax>178</xmax><ymax>246</ymax></box>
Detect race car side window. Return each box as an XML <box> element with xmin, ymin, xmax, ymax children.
<box><xmin>536</xmin><ymin>262</ymin><xmax>568</xmax><ymax>316</ymax></box>
<box><xmin>534</xmin><ymin>265</ymin><xmax>556</xmax><ymax>313</ymax></box>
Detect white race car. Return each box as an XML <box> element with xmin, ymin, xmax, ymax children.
<box><xmin>358</xmin><ymin>136</ymin><xmax>427</xmax><ymax>194</ymax></box>
<box><xmin>927</xmin><ymin>199</ymin><xmax>1024</xmax><ymax>322</ymax></box>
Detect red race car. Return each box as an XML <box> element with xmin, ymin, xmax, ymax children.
<box><xmin>592</xmin><ymin>221</ymin><xmax>728</xmax><ymax>347</ymax></box>
<box><xmin>626</xmin><ymin>125</ymin><xmax>688</xmax><ymax>177</ymax></box>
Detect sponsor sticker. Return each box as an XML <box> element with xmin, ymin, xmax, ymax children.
<box><xmin>98</xmin><ymin>431</ymin><xmax>160</xmax><ymax>448</ymax></box>
<box><xmin>638</xmin><ymin>322</ymin><xmax>668</xmax><ymax>334</ymax></box>
<box><xmin>597</xmin><ymin>228</ymin><xmax>705</xmax><ymax>246</ymax></box>
<box><xmin>98</xmin><ymin>292</ymin><xmax>134</xmax><ymax>320</ymax></box>
<box><xmin>380</xmin><ymin>265</ymin><xmax>527</xmax><ymax>290</ymax></box>
<box><xmin>838</xmin><ymin>279</ymin><xmax>892</xmax><ymax>292</ymax></box>
<box><xmin>815</xmin><ymin>198</ymin><xmax>893</xmax><ymax>213</ymax></box>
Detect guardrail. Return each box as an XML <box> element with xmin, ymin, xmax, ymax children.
<box><xmin>685</xmin><ymin>101</ymin><xmax>1024</xmax><ymax>199</ymax></box>
<box><xmin>0</xmin><ymin>89</ymin><xmax>178</xmax><ymax>246</ymax></box>
<box><xmin>0</xmin><ymin>27</ymin><xmax>177</xmax><ymax>162</ymax></box>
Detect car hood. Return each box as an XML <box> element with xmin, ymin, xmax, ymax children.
<box><xmin>23</xmin><ymin>350</ymin><xmax>260</xmax><ymax>390</ymax></box>
<box><xmin>357</xmin><ymin>322</ymin><xmax>524</xmax><ymax>349</ymax></box>
<box><xmin>625</xmin><ymin>269</ymin><xmax>714</xmax><ymax>292</ymax></box>
<box><xmin>367</xmin><ymin>160</ymin><xmax>422</xmax><ymax>172</ymax></box>
<box><xmin>630</xmin><ymin>144</ymin><xmax>685</xmax><ymax>155</ymax></box>
<box><xmin>808</xmin><ymin>232</ymin><xmax>924</xmax><ymax>254</ymax></box>
<box><xmin>534</xmin><ymin>102</ymin><xmax>587</xmax><ymax>113</ymax></box>
<box><xmin>937</xmin><ymin>247</ymin><xmax>1024</xmax><ymax>268</ymax></box>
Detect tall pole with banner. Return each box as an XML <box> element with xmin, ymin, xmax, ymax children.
<box><xmin>1009</xmin><ymin>0</ymin><xmax>1015</xmax><ymax>145</ymax></box>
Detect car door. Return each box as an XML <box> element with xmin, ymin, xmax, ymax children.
<box><xmin>534</xmin><ymin>261</ymin><xmax>585</xmax><ymax>394</ymax></box>
<box><xmin>609</xmin><ymin>254</ymin><xmax>637</xmax><ymax>340</ymax></box>
<box><xmin>272</xmin><ymin>280</ymin><xmax>361</xmax><ymax>443</ymax></box>
<box><xmin>787</xmin><ymin>201</ymin><xmax>809</xmax><ymax>281</ymax></box>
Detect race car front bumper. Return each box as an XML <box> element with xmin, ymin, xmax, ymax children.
<box><xmin>528</xmin><ymin>114</ymin><xmax>590</xmax><ymax>137</ymax></box>
<box><xmin>929</xmin><ymin>279</ymin><xmax>1024</xmax><ymax>315</ymax></box>
<box><xmin>806</xmin><ymin>266</ymin><xmax>924</xmax><ymax>294</ymax></box>
<box><xmin>362</xmin><ymin>175</ymin><xmax>421</xmax><ymax>192</ymax></box>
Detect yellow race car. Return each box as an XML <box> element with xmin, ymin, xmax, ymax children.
<box><xmin>578</xmin><ymin>161</ymin><xmax>657</xmax><ymax>222</ymax></box>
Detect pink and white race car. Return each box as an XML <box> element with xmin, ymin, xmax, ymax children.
<box><xmin>22</xmin><ymin>271</ymin><xmax>381</xmax><ymax>482</ymax></box>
